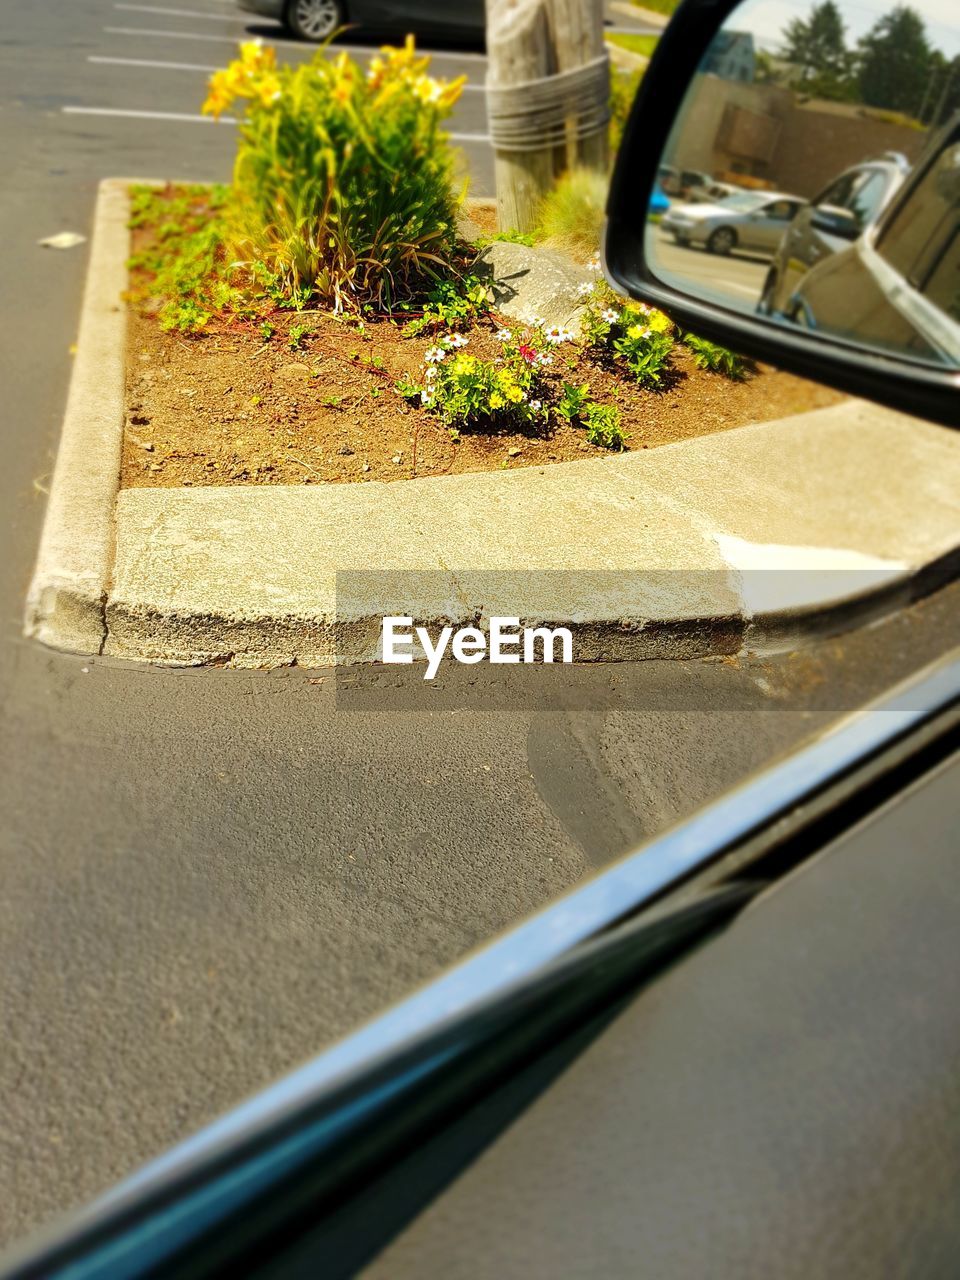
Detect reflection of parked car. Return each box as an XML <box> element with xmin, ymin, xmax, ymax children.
<box><xmin>657</xmin><ymin>166</ymin><xmax>712</xmax><ymax>199</ymax></box>
<box><xmin>760</xmin><ymin>154</ymin><xmax>910</xmax><ymax>315</ymax></box>
<box><xmin>661</xmin><ymin>190</ymin><xmax>806</xmax><ymax>256</ymax></box>
<box><xmin>688</xmin><ymin>180</ymin><xmax>740</xmax><ymax>204</ymax></box>
<box><xmin>237</xmin><ymin>0</ymin><xmax>485</xmax><ymax>42</ymax></box>
<box><xmin>771</xmin><ymin>126</ymin><xmax>960</xmax><ymax>366</ymax></box>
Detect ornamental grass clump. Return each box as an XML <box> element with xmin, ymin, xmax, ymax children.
<box><xmin>203</xmin><ymin>38</ymin><xmax>466</xmax><ymax>312</ymax></box>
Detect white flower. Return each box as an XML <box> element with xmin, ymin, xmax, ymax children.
<box><xmin>495</xmin><ymin>328</ymin><xmax>512</xmax><ymax>342</ymax></box>
<box><xmin>425</xmin><ymin>366</ymin><xmax>437</xmax><ymax>381</ymax></box>
<box><xmin>529</xmin><ymin>399</ymin><xmax>542</xmax><ymax>411</ymax></box>
<box><xmin>537</xmin><ymin>353</ymin><xmax>554</xmax><ymax>366</ymax></box>
<box><xmin>587</xmin><ymin>256</ymin><xmax>601</xmax><ymax>273</ymax></box>
<box><xmin>425</xmin><ymin>345</ymin><xmax>447</xmax><ymax>364</ymax></box>
<box><xmin>447</xmin><ymin>332</ymin><xmax>469</xmax><ymax>348</ymax></box>
<box><xmin>602</xmin><ymin>309</ymin><xmax>619</xmax><ymax>325</ymax></box>
<box><xmin>419</xmin><ymin>390</ymin><xmax>432</xmax><ymax>404</ymax></box>
<box><xmin>544</xmin><ymin>326</ymin><xmax>573</xmax><ymax>345</ymax></box>
<box><xmin>576</xmin><ymin>281</ymin><xmax>594</xmax><ymax>297</ymax></box>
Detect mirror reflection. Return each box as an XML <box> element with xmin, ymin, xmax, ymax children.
<box><xmin>648</xmin><ymin>0</ymin><xmax>960</xmax><ymax>368</ymax></box>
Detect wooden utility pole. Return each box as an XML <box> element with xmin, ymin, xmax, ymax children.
<box><xmin>485</xmin><ymin>0</ymin><xmax>609</xmax><ymax>233</ymax></box>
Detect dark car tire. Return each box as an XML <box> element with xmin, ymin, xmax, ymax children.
<box><xmin>286</xmin><ymin>0</ymin><xmax>344</xmax><ymax>41</ymax></box>
<box><xmin>707</xmin><ymin>227</ymin><xmax>736</xmax><ymax>255</ymax></box>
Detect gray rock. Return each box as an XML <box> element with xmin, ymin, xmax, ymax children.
<box><xmin>475</xmin><ymin>241</ymin><xmax>593</xmax><ymax>336</ymax></box>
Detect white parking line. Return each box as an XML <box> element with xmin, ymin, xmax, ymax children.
<box><xmin>63</xmin><ymin>105</ymin><xmax>237</xmax><ymax>123</ymax></box>
<box><xmin>63</xmin><ymin>104</ymin><xmax>491</xmax><ymax>140</ymax></box>
<box><xmin>103</xmin><ymin>25</ymin><xmax>488</xmax><ymax>59</ymax></box>
<box><xmin>114</xmin><ymin>3</ymin><xmax>241</xmax><ymax>20</ymax></box>
<box><xmin>89</xmin><ymin>54</ymin><xmax>220</xmax><ymax>72</ymax></box>
<box><xmin>87</xmin><ymin>52</ymin><xmax>485</xmax><ymax>87</ymax></box>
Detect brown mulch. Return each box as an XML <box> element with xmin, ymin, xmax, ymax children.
<box><xmin>122</xmin><ymin>306</ymin><xmax>843</xmax><ymax>489</ymax></box>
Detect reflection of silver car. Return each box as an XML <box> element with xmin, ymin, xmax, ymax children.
<box><xmin>661</xmin><ymin>191</ymin><xmax>807</xmax><ymax>256</ymax></box>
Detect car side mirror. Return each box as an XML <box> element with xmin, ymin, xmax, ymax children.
<box><xmin>810</xmin><ymin>204</ymin><xmax>861</xmax><ymax>240</ymax></box>
<box><xmin>604</xmin><ymin>0</ymin><xmax>960</xmax><ymax>428</ymax></box>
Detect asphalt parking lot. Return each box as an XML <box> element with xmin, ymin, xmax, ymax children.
<box><xmin>59</xmin><ymin>0</ymin><xmax>497</xmax><ymax>190</ymax></box>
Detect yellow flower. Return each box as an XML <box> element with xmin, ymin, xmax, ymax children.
<box><xmin>489</xmin><ymin>392</ymin><xmax>505</xmax><ymax>409</ymax></box>
<box><xmin>505</xmin><ymin>384</ymin><xmax>524</xmax><ymax>403</ymax></box>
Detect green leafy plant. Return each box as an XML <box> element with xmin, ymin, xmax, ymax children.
<box><xmin>583</xmin><ymin>401</ymin><xmax>627</xmax><ymax>450</ymax></box>
<box><xmin>401</xmin><ymin>274</ymin><xmax>491</xmax><ymax>335</ymax></box>
<box><xmin>127</xmin><ymin>186</ymin><xmax>237</xmax><ymax>332</ymax></box>
<box><xmin>288</xmin><ymin>322</ymin><xmax>310</xmax><ymax>349</ymax></box>
<box><xmin>682</xmin><ymin>333</ymin><xmax>747</xmax><ymax>380</ymax></box>
<box><xmin>556</xmin><ymin>381</ymin><xmax>591</xmax><ymax>424</ymax></box>
<box><xmin>259</xmin><ymin>320</ymin><xmax>275</xmax><ymax>341</ymax></box>
<box><xmin>476</xmin><ymin>228</ymin><xmax>536</xmax><ymax>247</ymax></box>
<box><xmin>582</xmin><ymin>289</ymin><xmax>675</xmax><ymax>388</ymax></box>
<box><xmin>204</xmin><ymin>38</ymin><xmax>466</xmax><ymax>313</ymax></box>
<box><xmin>399</xmin><ymin>329</ymin><xmax>551</xmax><ymax>431</ymax></box>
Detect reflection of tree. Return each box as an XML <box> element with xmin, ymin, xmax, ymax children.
<box><xmin>775</xmin><ymin>2</ymin><xmax>958</xmax><ymax>122</ymax></box>
<box><xmin>780</xmin><ymin>1</ymin><xmax>855</xmax><ymax>99</ymax></box>
<box><xmin>858</xmin><ymin>6</ymin><xmax>932</xmax><ymax>115</ymax></box>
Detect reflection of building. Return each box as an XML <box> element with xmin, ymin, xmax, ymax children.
<box><xmin>700</xmin><ymin>31</ymin><xmax>755</xmax><ymax>83</ymax></box>
<box><xmin>669</xmin><ymin>74</ymin><xmax>928</xmax><ymax>198</ymax></box>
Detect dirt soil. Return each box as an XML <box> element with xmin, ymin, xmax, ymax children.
<box><xmin>123</xmin><ymin>306</ymin><xmax>843</xmax><ymax>489</ymax></box>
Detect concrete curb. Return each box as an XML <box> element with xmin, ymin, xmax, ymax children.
<box><xmin>24</xmin><ymin>179</ymin><xmax>129</xmax><ymax>654</ymax></box>
<box><xmin>605</xmin><ymin>41</ymin><xmax>651</xmax><ymax>72</ymax></box>
<box><xmin>103</xmin><ymin>400</ymin><xmax>960</xmax><ymax>669</ymax></box>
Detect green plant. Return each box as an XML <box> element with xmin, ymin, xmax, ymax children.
<box><xmin>556</xmin><ymin>382</ymin><xmax>591</xmax><ymax>424</ymax></box>
<box><xmin>683</xmin><ymin>333</ymin><xmax>747</xmax><ymax>379</ymax></box>
<box><xmin>476</xmin><ymin>228</ymin><xmax>536</xmax><ymax>247</ymax></box>
<box><xmin>127</xmin><ymin>186</ymin><xmax>237</xmax><ymax>332</ymax></box>
<box><xmin>259</xmin><ymin>320</ymin><xmax>275</xmax><ymax>341</ymax></box>
<box><xmin>399</xmin><ymin>330</ymin><xmax>550</xmax><ymax>431</ymax></box>
<box><xmin>204</xmin><ymin>38</ymin><xmax>466</xmax><ymax>313</ymax></box>
<box><xmin>536</xmin><ymin>168</ymin><xmax>608</xmax><ymax>260</ymax></box>
<box><xmin>401</xmin><ymin>274</ymin><xmax>491</xmax><ymax>335</ymax></box>
<box><xmin>582</xmin><ymin>290</ymin><xmax>675</xmax><ymax>388</ymax></box>
<box><xmin>609</xmin><ymin>68</ymin><xmax>644</xmax><ymax>153</ymax></box>
<box><xmin>583</xmin><ymin>402</ymin><xmax>627</xmax><ymax>450</ymax></box>
<box><xmin>288</xmin><ymin>322</ymin><xmax>310</xmax><ymax>349</ymax></box>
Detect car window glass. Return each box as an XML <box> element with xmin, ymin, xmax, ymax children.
<box><xmin>764</xmin><ymin>200</ymin><xmax>795</xmax><ymax>220</ymax></box>
<box><xmin>848</xmin><ymin>171</ymin><xmax>889</xmax><ymax>228</ymax></box>
<box><xmin>876</xmin><ymin>137</ymin><xmax>960</xmax><ymax>283</ymax></box>
<box><xmin>814</xmin><ymin>172</ymin><xmax>859</xmax><ymax>209</ymax></box>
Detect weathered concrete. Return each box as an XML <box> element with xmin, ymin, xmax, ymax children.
<box><xmin>103</xmin><ymin>400</ymin><xmax>960</xmax><ymax>669</ymax></box>
<box><xmin>24</xmin><ymin>179</ymin><xmax>129</xmax><ymax>653</ymax></box>
<box><xmin>475</xmin><ymin>240</ymin><xmax>593</xmax><ymax>334</ymax></box>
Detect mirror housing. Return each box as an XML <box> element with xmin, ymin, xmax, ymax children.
<box><xmin>604</xmin><ymin>0</ymin><xmax>960</xmax><ymax>429</ymax></box>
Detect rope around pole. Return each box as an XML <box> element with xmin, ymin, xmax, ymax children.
<box><xmin>486</xmin><ymin>53</ymin><xmax>611</xmax><ymax>152</ymax></box>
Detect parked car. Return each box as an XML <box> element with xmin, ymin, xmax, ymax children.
<box><xmin>657</xmin><ymin>165</ymin><xmax>712</xmax><ymax>199</ymax></box>
<box><xmin>688</xmin><ymin>179</ymin><xmax>741</xmax><ymax>204</ymax></box>
<box><xmin>237</xmin><ymin>0</ymin><xmax>485</xmax><ymax>43</ymax></box>
<box><xmin>759</xmin><ymin>153</ymin><xmax>910</xmax><ymax>316</ymax></box>
<box><xmin>661</xmin><ymin>189</ymin><xmax>807</xmax><ymax>256</ymax></box>
<box><xmin>771</xmin><ymin>127</ymin><xmax>960</xmax><ymax>367</ymax></box>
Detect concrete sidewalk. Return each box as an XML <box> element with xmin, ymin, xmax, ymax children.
<box><xmin>103</xmin><ymin>399</ymin><xmax>960</xmax><ymax>668</ymax></box>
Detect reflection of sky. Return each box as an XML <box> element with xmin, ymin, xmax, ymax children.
<box><xmin>728</xmin><ymin>0</ymin><xmax>960</xmax><ymax>59</ymax></box>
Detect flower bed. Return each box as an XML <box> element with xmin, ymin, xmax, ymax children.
<box><xmin>121</xmin><ymin>37</ymin><xmax>842</xmax><ymax>490</ymax></box>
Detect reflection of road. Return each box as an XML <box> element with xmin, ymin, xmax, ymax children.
<box><xmin>653</xmin><ymin>228</ymin><xmax>768</xmax><ymax>312</ymax></box>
